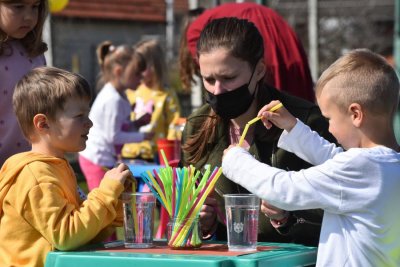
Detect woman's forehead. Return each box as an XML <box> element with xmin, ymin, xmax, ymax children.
<box><xmin>199</xmin><ymin>48</ymin><xmax>250</xmax><ymax>75</ymax></box>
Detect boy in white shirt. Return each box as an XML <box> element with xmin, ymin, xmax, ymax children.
<box><xmin>222</xmin><ymin>49</ymin><xmax>400</xmax><ymax>266</ymax></box>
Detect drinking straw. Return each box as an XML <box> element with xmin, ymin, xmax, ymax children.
<box><xmin>131</xmin><ymin>183</ymin><xmax>139</xmax><ymax>242</ymax></box>
<box><xmin>160</xmin><ymin>149</ymin><xmax>170</xmax><ymax>167</ymax></box>
<box><xmin>170</xmin><ymin>168</ymin><xmax>223</xmax><ymax>246</ymax></box>
<box><xmin>172</xmin><ymin>168</ymin><xmax>177</xmax><ymax>217</ymax></box>
<box><xmin>140</xmin><ymin>173</ymin><xmax>163</xmax><ymax>204</ymax></box>
<box><xmin>176</xmin><ymin>166</ymin><xmax>210</xmax><ymax>220</ymax></box>
<box><xmin>152</xmin><ymin>169</ymin><xmax>166</xmax><ymax>201</ymax></box>
<box><xmin>269</xmin><ymin>102</ymin><xmax>284</xmax><ymax>112</ymax></box>
<box><xmin>145</xmin><ymin>170</ymin><xmax>171</xmax><ymax>215</ymax></box>
<box><xmin>238</xmin><ymin>102</ymin><xmax>284</xmax><ymax>147</ymax></box>
<box><xmin>172</xmin><ymin>168</ymin><xmax>221</xmax><ymax>245</ymax></box>
<box><xmin>140</xmin><ymin>163</ymin><xmax>223</xmax><ymax>247</ymax></box>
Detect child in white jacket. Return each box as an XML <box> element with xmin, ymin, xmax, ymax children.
<box><xmin>222</xmin><ymin>49</ymin><xmax>400</xmax><ymax>267</ymax></box>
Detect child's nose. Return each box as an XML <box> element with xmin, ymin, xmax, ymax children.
<box><xmin>86</xmin><ymin>119</ymin><xmax>93</xmax><ymax>129</ymax></box>
<box><xmin>24</xmin><ymin>9</ymin><xmax>36</xmax><ymax>21</ymax></box>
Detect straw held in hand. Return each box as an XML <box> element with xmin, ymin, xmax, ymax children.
<box><xmin>238</xmin><ymin>102</ymin><xmax>284</xmax><ymax>147</ymax></box>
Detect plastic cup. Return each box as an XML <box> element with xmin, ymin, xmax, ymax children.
<box><xmin>122</xmin><ymin>192</ymin><xmax>156</xmax><ymax>248</ymax></box>
<box><xmin>156</xmin><ymin>138</ymin><xmax>180</xmax><ymax>166</ymax></box>
<box><xmin>224</xmin><ymin>194</ymin><xmax>260</xmax><ymax>251</ymax></box>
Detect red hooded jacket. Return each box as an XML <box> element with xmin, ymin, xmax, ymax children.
<box><xmin>187</xmin><ymin>2</ymin><xmax>315</xmax><ymax>102</ymax></box>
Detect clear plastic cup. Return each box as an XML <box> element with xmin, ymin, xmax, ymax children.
<box><xmin>224</xmin><ymin>194</ymin><xmax>260</xmax><ymax>251</ymax></box>
<box><xmin>122</xmin><ymin>192</ymin><xmax>156</xmax><ymax>248</ymax></box>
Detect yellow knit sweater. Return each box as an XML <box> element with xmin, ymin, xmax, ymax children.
<box><xmin>0</xmin><ymin>152</ymin><xmax>124</xmax><ymax>267</ymax></box>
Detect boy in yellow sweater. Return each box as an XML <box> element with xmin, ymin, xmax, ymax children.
<box><xmin>0</xmin><ymin>67</ymin><xmax>132</xmax><ymax>267</ymax></box>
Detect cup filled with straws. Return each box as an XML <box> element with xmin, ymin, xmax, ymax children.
<box><xmin>140</xmin><ymin>150</ymin><xmax>223</xmax><ymax>249</ymax></box>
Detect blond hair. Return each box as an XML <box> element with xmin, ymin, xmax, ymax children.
<box><xmin>13</xmin><ymin>67</ymin><xmax>92</xmax><ymax>139</ymax></box>
<box><xmin>135</xmin><ymin>39</ymin><xmax>167</xmax><ymax>90</ymax></box>
<box><xmin>316</xmin><ymin>49</ymin><xmax>399</xmax><ymax>117</ymax></box>
<box><xmin>0</xmin><ymin>0</ymin><xmax>48</xmax><ymax>57</ymax></box>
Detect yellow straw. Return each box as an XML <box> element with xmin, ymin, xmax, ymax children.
<box><xmin>160</xmin><ymin>149</ymin><xmax>169</xmax><ymax>167</ymax></box>
<box><xmin>247</xmin><ymin>116</ymin><xmax>262</xmax><ymax>125</ymax></box>
<box><xmin>237</xmin><ymin>124</ymin><xmax>251</xmax><ymax>147</ymax></box>
<box><xmin>131</xmin><ymin>183</ymin><xmax>139</xmax><ymax>241</ymax></box>
<box><xmin>237</xmin><ymin>102</ymin><xmax>284</xmax><ymax>147</ymax></box>
<box><xmin>269</xmin><ymin>102</ymin><xmax>283</xmax><ymax>112</ymax></box>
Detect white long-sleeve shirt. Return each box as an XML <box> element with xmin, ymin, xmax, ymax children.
<box><xmin>222</xmin><ymin>120</ymin><xmax>400</xmax><ymax>266</ymax></box>
<box><xmin>80</xmin><ymin>83</ymin><xmax>143</xmax><ymax>167</ymax></box>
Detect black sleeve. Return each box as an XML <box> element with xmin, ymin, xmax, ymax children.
<box><xmin>274</xmin><ymin>209</ymin><xmax>323</xmax><ymax>247</ymax></box>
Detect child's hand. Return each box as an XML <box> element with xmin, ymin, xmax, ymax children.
<box><xmin>104</xmin><ymin>163</ymin><xmax>133</xmax><ymax>186</ymax></box>
<box><xmin>122</xmin><ymin>175</ymin><xmax>137</xmax><ymax>193</ymax></box>
<box><xmin>223</xmin><ymin>144</ymin><xmax>237</xmax><ymax>159</ymax></box>
<box><xmin>257</xmin><ymin>101</ymin><xmax>297</xmax><ymax>132</ymax></box>
<box><xmin>134</xmin><ymin>113</ymin><xmax>151</xmax><ymax>128</ymax></box>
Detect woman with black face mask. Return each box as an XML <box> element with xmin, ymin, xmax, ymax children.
<box><xmin>180</xmin><ymin>17</ymin><xmax>337</xmax><ymax>247</ymax></box>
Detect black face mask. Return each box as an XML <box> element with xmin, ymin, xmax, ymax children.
<box><xmin>206</xmin><ymin>70</ymin><xmax>257</xmax><ymax>119</ymax></box>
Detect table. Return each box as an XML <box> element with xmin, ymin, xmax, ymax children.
<box><xmin>44</xmin><ymin>241</ymin><xmax>317</xmax><ymax>267</ymax></box>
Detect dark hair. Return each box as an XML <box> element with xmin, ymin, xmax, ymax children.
<box><xmin>183</xmin><ymin>17</ymin><xmax>264</xmax><ymax>164</ymax></box>
<box><xmin>0</xmin><ymin>0</ymin><xmax>48</xmax><ymax>57</ymax></box>
<box><xmin>197</xmin><ymin>17</ymin><xmax>263</xmax><ymax>69</ymax></box>
<box><xmin>13</xmin><ymin>67</ymin><xmax>92</xmax><ymax>139</ymax></box>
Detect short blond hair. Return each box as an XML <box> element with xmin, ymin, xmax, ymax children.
<box><xmin>13</xmin><ymin>67</ymin><xmax>92</xmax><ymax>139</ymax></box>
<box><xmin>315</xmin><ymin>49</ymin><xmax>399</xmax><ymax>117</ymax></box>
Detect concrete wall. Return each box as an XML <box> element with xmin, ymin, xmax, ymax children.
<box><xmin>50</xmin><ymin>16</ymin><xmax>192</xmax><ymax>115</ymax></box>
<box><xmin>51</xmin><ymin>17</ymin><xmax>166</xmax><ymax>88</ymax></box>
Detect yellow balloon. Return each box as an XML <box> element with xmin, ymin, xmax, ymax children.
<box><xmin>49</xmin><ymin>0</ymin><xmax>69</xmax><ymax>13</ymax></box>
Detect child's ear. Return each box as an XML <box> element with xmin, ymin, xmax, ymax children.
<box><xmin>33</xmin><ymin>114</ymin><xmax>50</xmax><ymax>132</ymax></box>
<box><xmin>349</xmin><ymin>103</ymin><xmax>363</xmax><ymax>127</ymax></box>
<box><xmin>113</xmin><ymin>65</ymin><xmax>123</xmax><ymax>77</ymax></box>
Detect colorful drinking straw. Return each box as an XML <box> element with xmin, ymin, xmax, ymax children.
<box><xmin>140</xmin><ymin>150</ymin><xmax>223</xmax><ymax>248</ymax></box>
<box><xmin>238</xmin><ymin>102</ymin><xmax>284</xmax><ymax>147</ymax></box>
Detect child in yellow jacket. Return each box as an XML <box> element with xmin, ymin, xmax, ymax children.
<box><xmin>0</xmin><ymin>67</ymin><xmax>133</xmax><ymax>267</ymax></box>
<box><xmin>122</xmin><ymin>39</ymin><xmax>181</xmax><ymax>160</ymax></box>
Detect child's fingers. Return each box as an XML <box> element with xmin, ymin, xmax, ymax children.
<box><xmin>262</xmin><ymin>120</ymin><xmax>273</xmax><ymax>129</ymax></box>
<box><xmin>121</xmin><ymin>168</ymin><xmax>135</xmax><ymax>182</ymax></box>
<box><xmin>115</xmin><ymin>162</ymin><xmax>128</xmax><ymax>171</ymax></box>
<box><xmin>258</xmin><ymin>100</ymin><xmax>281</xmax><ymax>117</ymax></box>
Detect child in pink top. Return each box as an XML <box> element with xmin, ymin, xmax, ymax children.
<box><xmin>0</xmin><ymin>0</ymin><xmax>48</xmax><ymax>166</ymax></box>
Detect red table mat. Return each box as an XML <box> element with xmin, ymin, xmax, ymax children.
<box><xmin>98</xmin><ymin>241</ymin><xmax>279</xmax><ymax>256</ymax></box>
